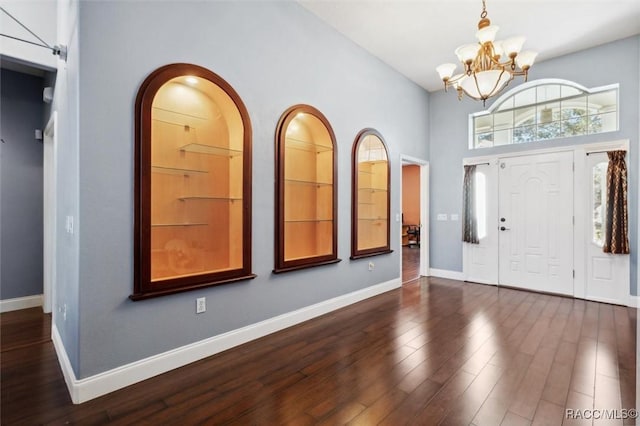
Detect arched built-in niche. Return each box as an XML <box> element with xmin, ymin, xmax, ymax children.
<box><xmin>351</xmin><ymin>129</ymin><xmax>392</xmax><ymax>259</ymax></box>
<box><xmin>274</xmin><ymin>104</ymin><xmax>340</xmax><ymax>273</ymax></box>
<box><xmin>132</xmin><ymin>63</ymin><xmax>254</xmax><ymax>300</ymax></box>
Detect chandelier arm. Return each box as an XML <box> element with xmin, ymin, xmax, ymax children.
<box><xmin>435</xmin><ymin>0</ymin><xmax>535</xmax><ymax>103</ymax></box>
<box><xmin>448</xmin><ymin>74</ymin><xmax>465</xmax><ymax>84</ymax></box>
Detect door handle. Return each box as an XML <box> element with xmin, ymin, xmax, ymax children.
<box><xmin>500</xmin><ymin>226</ymin><xmax>511</xmax><ymax>231</ymax></box>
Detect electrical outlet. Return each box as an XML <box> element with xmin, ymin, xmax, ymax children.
<box><xmin>196</xmin><ymin>297</ymin><xmax>206</xmax><ymax>314</ymax></box>
<box><xmin>368</xmin><ymin>261</ymin><xmax>375</xmax><ymax>271</ymax></box>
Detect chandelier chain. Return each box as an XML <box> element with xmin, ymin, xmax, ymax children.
<box><xmin>481</xmin><ymin>0</ymin><xmax>487</xmax><ymax>19</ymax></box>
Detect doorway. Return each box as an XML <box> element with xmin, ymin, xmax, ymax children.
<box><xmin>400</xmin><ymin>156</ymin><xmax>429</xmax><ymax>283</ymax></box>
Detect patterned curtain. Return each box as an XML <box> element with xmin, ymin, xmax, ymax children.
<box><xmin>603</xmin><ymin>150</ymin><xmax>629</xmax><ymax>254</ymax></box>
<box><xmin>462</xmin><ymin>165</ymin><xmax>479</xmax><ymax>244</ymax></box>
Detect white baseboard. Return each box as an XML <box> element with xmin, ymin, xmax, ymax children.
<box><xmin>53</xmin><ymin>278</ymin><xmax>401</xmax><ymax>404</ymax></box>
<box><xmin>0</xmin><ymin>294</ymin><xmax>43</xmax><ymax>313</ymax></box>
<box><xmin>627</xmin><ymin>294</ymin><xmax>639</xmax><ymax>308</ymax></box>
<box><xmin>52</xmin><ymin>324</ymin><xmax>81</xmax><ymax>402</ymax></box>
<box><xmin>464</xmin><ymin>278</ymin><xmax>498</xmax><ymax>286</ymax></box>
<box><xmin>428</xmin><ymin>268</ymin><xmax>464</xmax><ymax>281</ymax></box>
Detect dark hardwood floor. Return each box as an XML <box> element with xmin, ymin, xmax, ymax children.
<box><xmin>1</xmin><ymin>278</ymin><xmax>636</xmax><ymax>425</ymax></box>
<box><xmin>402</xmin><ymin>245</ymin><xmax>420</xmax><ymax>283</ymax></box>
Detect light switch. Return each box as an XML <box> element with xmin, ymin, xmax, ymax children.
<box><xmin>437</xmin><ymin>214</ymin><xmax>448</xmax><ymax>221</ymax></box>
<box><xmin>65</xmin><ymin>215</ymin><xmax>74</xmax><ymax>234</ymax></box>
<box><xmin>450</xmin><ymin>214</ymin><xmax>459</xmax><ymax>221</ymax></box>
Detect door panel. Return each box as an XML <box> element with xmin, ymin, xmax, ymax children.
<box><xmin>498</xmin><ymin>152</ymin><xmax>574</xmax><ymax>295</ymax></box>
<box><xmin>463</xmin><ymin>163</ymin><xmax>498</xmax><ymax>284</ymax></box>
<box><xmin>585</xmin><ymin>153</ymin><xmax>629</xmax><ymax>304</ymax></box>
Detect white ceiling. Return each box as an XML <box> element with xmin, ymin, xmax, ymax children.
<box><xmin>299</xmin><ymin>0</ymin><xmax>640</xmax><ymax>92</ymax></box>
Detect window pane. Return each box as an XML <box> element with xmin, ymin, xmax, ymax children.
<box><xmin>475</xmin><ymin>115</ymin><xmax>493</xmax><ymax>133</ymax></box>
<box><xmin>561</xmin><ymin>85</ymin><xmax>584</xmax><ymax>98</ymax></box>
<box><xmin>589</xmin><ymin>111</ymin><xmax>617</xmax><ymax>134</ymax></box>
<box><xmin>537</xmin><ymin>84</ymin><xmax>561</xmax><ymax>103</ymax></box>
<box><xmin>514</xmin><ymin>106</ymin><xmax>535</xmax><ymax>127</ymax></box>
<box><xmin>513</xmin><ymin>124</ymin><xmax>536</xmax><ymax>143</ymax></box>
<box><xmin>592</xmin><ymin>162</ymin><xmax>607</xmax><ymax>247</ymax></box>
<box><xmin>494</xmin><ymin>110</ymin><xmax>513</xmax><ymax>131</ymax></box>
<box><xmin>537</xmin><ymin>121</ymin><xmax>562</xmax><ymax>140</ymax></box>
<box><xmin>588</xmin><ymin>90</ymin><xmax>617</xmax><ymax>112</ymax></box>
<box><xmin>562</xmin><ymin>95</ymin><xmax>587</xmax><ymax>119</ymax></box>
<box><xmin>496</xmin><ymin>96</ymin><xmax>514</xmax><ymax>111</ymax></box>
<box><xmin>475</xmin><ymin>172</ymin><xmax>487</xmax><ymax>240</ymax></box>
<box><xmin>537</xmin><ymin>101</ymin><xmax>560</xmax><ymax>125</ymax></box>
<box><xmin>514</xmin><ymin>87</ymin><xmax>536</xmax><ymax>108</ymax></box>
<box><xmin>493</xmin><ymin>129</ymin><xmax>510</xmax><ymax>146</ymax></box>
<box><xmin>475</xmin><ymin>132</ymin><xmax>494</xmax><ymax>148</ymax></box>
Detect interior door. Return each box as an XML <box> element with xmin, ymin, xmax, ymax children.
<box><xmin>498</xmin><ymin>152</ymin><xmax>574</xmax><ymax>295</ymax></box>
<box><xmin>585</xmin><ymin>152</ymin><xmax>629</xmax><ymax>304</ymax></box>
<box><xmin>463</xmin><ymin>163</ymin><xmax>498</xmax><ymax>284</ymax></box>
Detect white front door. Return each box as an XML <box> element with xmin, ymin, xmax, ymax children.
<box><xmin>463</xmin><ymin>163</ymin><xmax>499</xmax><ymax>284</ymax></box>
<box><xmin>584</xmin><ymin>152</ymin><xmax>629</xmax><ymax>304</ymax></box>
<box><xmin>498</xmin><ymin>152</ymin><xmax>574</xmax><ymax>295</ymax></box>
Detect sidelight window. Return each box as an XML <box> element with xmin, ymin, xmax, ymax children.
<box><xmin>592</xmin><ymin>161</ymin><xmax>607</xmax><ymax>247</ymax></box>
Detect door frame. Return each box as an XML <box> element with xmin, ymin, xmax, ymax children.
<box><xmin>399</xmin><ymin>155</ymin><xmax>429</xmax><ymax>279</ymax></box>
<box><xmin>463</xmin><ymin>138</ymin><xmax>630</xmax><ymax>305</ymax></box>
<box><xmin>43</xmin><ymin>111</ymin><xmax>58</xmax><ymax>314</ymax></box>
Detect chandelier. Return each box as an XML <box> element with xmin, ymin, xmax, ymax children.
<box><xmin>436</xmin><ymin>0</ymin><xmax>538</xmax><ymax>104</ymax></box>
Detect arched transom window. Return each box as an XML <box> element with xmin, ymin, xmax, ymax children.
<box><xmin>470</xmin><ymin>80</ymin><xmax>618</xmax><ymax>149</ymax></box>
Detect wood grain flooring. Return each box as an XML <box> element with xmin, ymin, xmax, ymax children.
<box><xmin>402</xmin><ymin>246</ymin><xmax>420</xmax><ymax>283</ymax></box>
<box><xmin>1</xmin><ymin>278</ymin><xmax>636</xmax><ymax>425</ymax></box>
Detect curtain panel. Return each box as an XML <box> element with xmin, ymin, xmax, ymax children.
<box><xmin>462</xmin><ymin>165</ymin><xmax>479</xmax><ymax>244</ymax></box>
<box><xmin>603</xmin><ymin>150</ymin><xmax>629</xmax><ymax>254</ymax></box>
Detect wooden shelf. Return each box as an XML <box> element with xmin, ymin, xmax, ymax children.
<box><xmin>285</xmin><ymin>178</ymin><xmax>332</xmax><ymax>187</ymax></box>
<box><xmin>285</xmin><ymin>137</ymin><xmax>333</xmax><ymax>153</ymax></box>
<box><xmin>152</xmin><ymin>165</ymin><xmax>208</xmax><ymax>176</ymax></box>
<box><xmin>152</xmin><ymin>106</ymin><xmax>208</xmax><ymax>121</ymax></box>
<box><xmin>151</xmin><ymin>222</ymin><xmax>208</xmax><ymax>227</ymax></box>
<box><xmin>180</xmin><ymin>143</ymin><xmax>242</xmax><ymax>157</ymax></box>
<box><xmin>179</xmin><ymin>196</ymin><xmax>242</xmax><ymax>201</ymax></box>
<box><xmin>285</xmin><ymin>219</ymin><xmax>333</xmax><ymax>223</ymax></box>
<box><xmin>358</xmin><ymin>187</ymin><xmax>388</xmax><ymax>193</ymax></box>
<box><xmin>358</xmin><ymin>217</ymin><xmax>388</xmax><ymax>221</ymax></box>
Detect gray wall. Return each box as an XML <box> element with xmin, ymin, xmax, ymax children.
<box><xmin>0</xmin><ymin>69</ymin><xmax>44</xmax><ymax>300</ymax></box>
<box><xmin>74</xmin><ymin>1</ymin><xmax>430</xmax><ymax>378</ymax></box>
<box><xmin>429</xmin><ymin>36</ymin><xmax>639</xmax><ymax>295</ymax></box>
<box><xmin>51</xmin><ymin>0</ymin><xmax>81</xmax><ymax>372</ymax></box>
